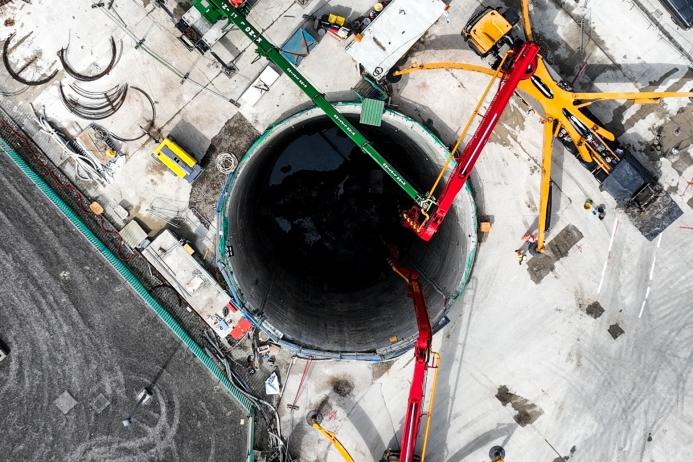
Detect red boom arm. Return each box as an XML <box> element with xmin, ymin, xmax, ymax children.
<box><xmin>405</xmin><ymin>42</ymin><xmax>540</xmax><ymax>241</ymax></box>
<box><xmin>388</xmin><ymin>259</ymin><xmax>432</xmax><ymax>462</ymax></box>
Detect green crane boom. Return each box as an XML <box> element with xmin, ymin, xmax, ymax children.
<box><xmin>201</xmin><ymin>1</ymin><xmax>426</xmax><ymax>206</ymax></box>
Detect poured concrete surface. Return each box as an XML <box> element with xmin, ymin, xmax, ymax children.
<box><xmin>0</xmin><ymin>152</ymin><xmax>247</xmax><ymax>461</ymax></box>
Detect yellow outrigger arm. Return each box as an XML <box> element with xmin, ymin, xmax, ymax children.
<box><xmin>573</xmin><ymin>91</ymin><xmax>693</xmax><ymax>107</ymax></box>
<box><xmin>537</xmin><ymin>119</ymin><xmax>556</xmax><ymax>253</ymax></box>
<box><xmin>521</xmin><ymin>0</ymin><xmax>534</xmax><ymax>42</ymax></box>
<box><xmin>310</xmin><ymin>418</ymin><xmax>355</xmax><ymax>462</ymax></box>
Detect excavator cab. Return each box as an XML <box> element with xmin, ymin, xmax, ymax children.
<box><xmin>463</xmin><ymin>7</ymin><xmax>519</xmax><ymax>57</ymax></box>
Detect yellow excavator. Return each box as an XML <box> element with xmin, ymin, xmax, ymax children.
<box><xmin>394</xmin><ymin>0</ymin><xmax>693</xmax><ymax>252</ymax></box>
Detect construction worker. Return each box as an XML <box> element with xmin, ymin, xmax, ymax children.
<box><xmin>515</xmin><ymin>248</ymin><xmax>525</xmax><ymax>265</ymax></box>
<box><xmin>522</xmin><ymin>233</ymin><xmax>536</xmax><ymax>244</ymax></box>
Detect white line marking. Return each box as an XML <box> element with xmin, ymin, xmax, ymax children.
<box><xmin>638</xmin><ymin>299</ymin><xmax>647</xmax><ymax>318</ymax></box>
<box><xmin>639</xmin><ymin>235</ymin><xmax>662</xmax><ymax>319</ymax></box>
<box><xmin>597</xmin><ymin>218</ymin><xmax>620</xmax><ymax>295</ymax></box>
<box><xmin>649</xmin><ymin>255</ymin><xmax>657</xmax><ymax>281</ymax></box>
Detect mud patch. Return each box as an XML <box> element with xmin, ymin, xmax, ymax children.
<box><xmin>370</xmin><ymin>361</ymin><xmax>394</xmax><ymax>381</ymax></box>
<box><xmin>495</xmin><ymin>385</ymin><xmax>543</xmax><ymax>427</ymax></box>
<box><xmin>526</xmin><ymin>254</ymin><xmax>555</xmax><ymax>284</ymax></box>
<box><xmin>330</xmin><ymin>377</ymin><xmax>354</xmax><ymax>397</ymax></box>
<box><xmin>659</xmin><ymin>105</ymin><xmax>693</xmax><ymax>176</ymax></box>
<box><xmin>585</xmin><ymin>301</ymin><xmax>605</xmax><ymax>319</ymax></box>
<box><xmin>144</xmin><ymin>156</ymin><xmax>168</xmax><ymax>177</ymax></box>
<box><xmin>173</xmin><ymin>0</ymin><xmax>192</xmax><ymax>19</ymax></box>
<box><xmin>546</xmin><ymin>224</ymin><xmax>584</xmax><ymax>257</ymax></box>
<box><xmin>608</xmin><ymin>323</ymin><xmax>625</xmax><ymax>340</ymax></box>
<box><xmin>189</xmin><ymin>113</ymin><xmax>259</xmax><ymax>223</ymax></box>
<box><xmin>492</xmin><ymin>102</ymin><xmax>528</xmax><ymax>148</ymax></box>
<box><xmin>527</xmin><ymin>225</ymin><xmax>583</xmax><ymax>283</ymax></box>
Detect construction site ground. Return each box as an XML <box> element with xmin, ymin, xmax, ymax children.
<box><xmin>0</xmin><ymin>153</ymin><xmax>248</xmax><ymax>461</ymax></box>
<box><xmin>1</xmin><ymin>0</ymin><xmax>693</xmax><ymax>461</ymax></box>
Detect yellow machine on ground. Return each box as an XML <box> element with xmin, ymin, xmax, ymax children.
<box><xmin>307</xmin><ymin>411</ymin><xmax>355</xmax><ymax>462</ymax></box>
<box><xmin>463</xmin><ymin>7</ymin><xmax>518</xmax><ymax>57</ymax></box>
<box><xmin>395</xmin><ymin>0</ymin><xmax>693</xmax><ymax>253</ymax></box>
<box><xmin>153</xmin><ymin>137</ymin><xmax>203</xmax><ymax>183</ymax></box>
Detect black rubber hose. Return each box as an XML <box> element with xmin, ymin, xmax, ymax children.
<box><xmin>58</xmin><ymin>37</ymin><xmax>117</xmax><ymax>82</ymax></box>
<box><xmin>2</xmin><ymin>33</ymin><xmax>58</xmax><ymax>86</ymax></box>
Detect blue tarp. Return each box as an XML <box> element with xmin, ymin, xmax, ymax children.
<box><xmin>280</xmin><ymin>28</ymin><xmax>317</xmax><ymax>66</ymax></box>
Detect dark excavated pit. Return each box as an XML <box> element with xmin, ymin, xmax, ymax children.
<box><xmin>219</xmin><ymin>106</ymin><xmax>476</xmax><ymax>358</ymax></box>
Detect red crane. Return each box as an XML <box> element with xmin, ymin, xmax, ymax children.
<box><xmin>386</xmin><ymin>255</ymin><xmax>435</xmax><ymax>462</ymax></box>
<box><xmin>403</xmin><ymin>42</ymin><xmax>540</xmax><ymax>241</ymax></box>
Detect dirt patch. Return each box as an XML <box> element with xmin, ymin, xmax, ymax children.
<box><xmin>688</xmin><ymin>197</ymin><xmax>693</xmax><ymax>210</ymax></box>
<box><xmin>546</xmin><ymin>224</ymin><xmax>583</xmax><ymax>258</ymax></box>
<box><xmin>608</xmin><ymin>323</ymin><xmax>625</xmax><ymax>340</ymax></box>
<box><xmin>330</xmin><ymin>378</ymin><xmax>354</xmax><ymax>397</ymax></box>
<box><xmin>370</xmin><ymin>361</ymin><xmax>394</xmax><ymax>381</ymax></box>
<box><xmin>492</xmin><ymin>102</ymin><xmax>528</xmax><ymax>148</ymax></box>
<box><xmin>144</xmin><ymin>155</ymin><xmax>168</xmax><ymax>177</ymax></box>
<box><xmin>527</xmin><ymin>225</ymin><xmax>583</xmax><ymax>283</ymax></box>
<box><xmin>585</xmin><ymin>301</ymin><xmax>605</xmax><ymax>319</ymax></box>
<box><xmin>173</xmin><ymin>0</ymin><xmax>191</xmax><ymax>19</ymax></box>
<box><xmin>527</xmin><ymin>254</ymin><xmax>555</xmax><ymax>284</ymax></box>
<box><xmin>189</xmin><ymin>113</ymin><xmax>259</xmax><ymax>223</ymax></box>
<box><xmin>658</xmin><ymin>90</ymin><xmax>693</xmax><ymax>158</ymax></box>
<box><xmin>495</xmin><ymin>385</ymin><xmax>543</xmax><ymax>427</ymax></box>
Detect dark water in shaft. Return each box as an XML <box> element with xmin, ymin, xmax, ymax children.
<box><xmin>257</xmin><ymin>118</ymin><xmax>423</xmax><ymax>292</ymax></box>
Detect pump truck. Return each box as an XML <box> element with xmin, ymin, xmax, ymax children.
<box><xmin>394</xmin><ymin>0</ymin><xmax>693</xmax><ymax>250</ymax></box>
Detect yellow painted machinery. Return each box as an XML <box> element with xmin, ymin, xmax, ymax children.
<box><xmin>395</xmin><ymin>0</ymin><xmax>693</xmax><ymax>251</ymax></box>
<box><xmin>307</xmin><ymin>411</ymin><xmax>355</xmax><ymax>462</ymax></box>
<box><xmin>153</xmin><ymin>137</ymin><xmax>203</xmax><ymax>183</ymax></box>
<box><xmin>463</xmin><ymin>7</ymin><xmax>518</xmax><ymax>56</ymax></box>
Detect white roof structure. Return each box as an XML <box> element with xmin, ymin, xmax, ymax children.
<box><xmin>346</xmin><ymin>0</ymin><xmax>447</xmax><ymax>80</ymax></box>
<box><xmin>142</xmin><ymin>230</ymin><xmax>248</xmax><ymax>340</ymax></box>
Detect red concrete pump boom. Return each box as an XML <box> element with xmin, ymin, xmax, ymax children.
<box><xmin>387</xmin><ymin>257</ymin><xmax>433</xmax><ymax>462</ymax></box>
<box><xmin>404</xmin><ymin>42</ymin><xmax>540</xmax><ymax>241</ymax></box>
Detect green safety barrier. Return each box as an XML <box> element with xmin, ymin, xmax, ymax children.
<box><xmin>0</xmin><ymin>138</ymin><xmax>256</xmax><ymax>462</ymax></box>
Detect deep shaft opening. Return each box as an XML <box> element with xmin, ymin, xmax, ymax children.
<box><xmin>225</xmin><ymin>112</ymin><xmax>470</xmax><ymax>354</ymax></box>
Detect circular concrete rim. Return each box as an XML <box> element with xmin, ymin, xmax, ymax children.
<box><xmin>216</xmin><ymin>103</ymin><xmax>478</xmax><ymax>360</ymax></box>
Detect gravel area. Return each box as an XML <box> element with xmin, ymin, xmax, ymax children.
<box><xmin>0</xmin><ymin>152</ymin><xmax>248</xmax><ymax>462</ymax></box>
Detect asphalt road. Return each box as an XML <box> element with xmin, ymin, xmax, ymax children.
<box><xmin>0</xmin><ymin>151</ymin><xmax>248</xmax><ymax>461</ymax></box>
